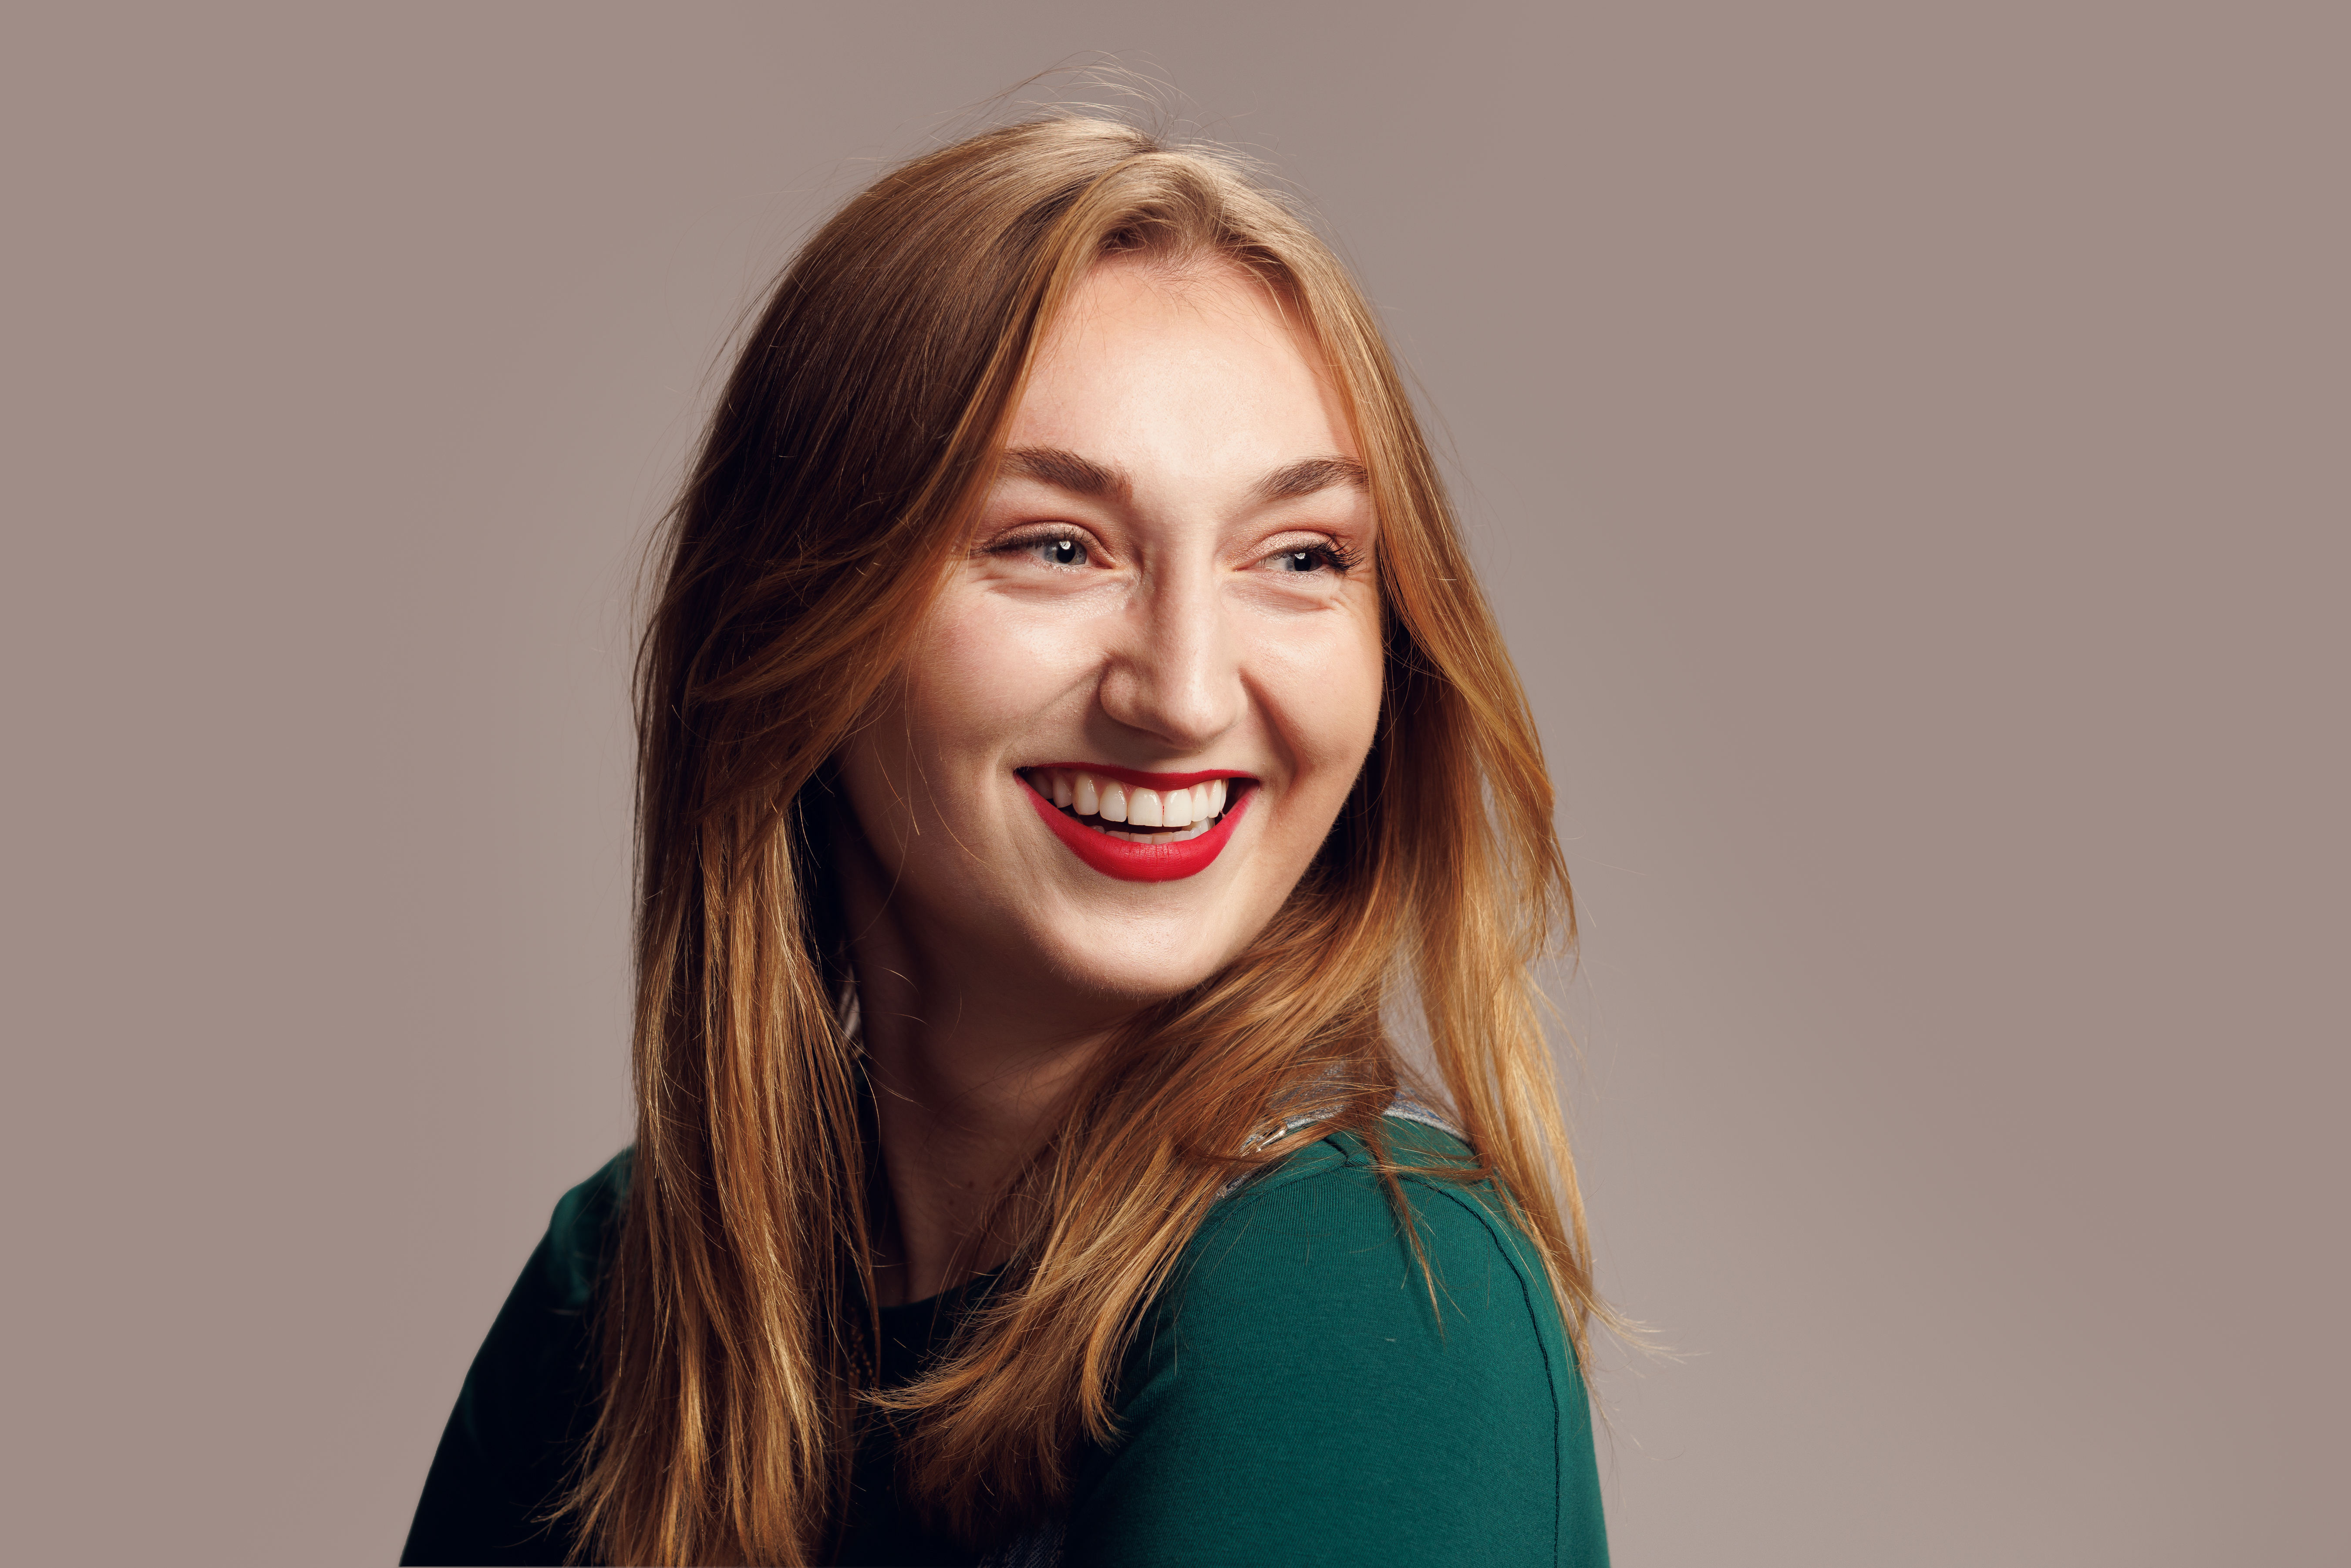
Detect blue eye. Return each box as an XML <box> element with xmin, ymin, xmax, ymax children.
<box><xmin>1276</xmin><ymin>547</ymin><xmax>1330</xmax><ymax>572</ymax></box>
<box><xmin>1039</xmin><ymin>537</ymin><xmax>1087</xmax><ymax>567</ymax></box>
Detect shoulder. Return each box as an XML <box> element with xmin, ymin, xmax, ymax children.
<box><xmin>1193</xmin><ymin>1117</ymin><xmax>1545</xmax><ymax>1304</ymax></box>
<box><xmin>538</xmin><ymin>1147</ymin><xmax>631</xmax><ymax>1310</ymax></box>
<box><xmin>401</xmin><ymin>1152</ymin><xmax>630</xmax><ymax>1567</ymax></box>
<box><xmin>1169</xmin><ymin>1119</ymin><xmax>1572</xmax><ymax>1421</ymax></box>
<box><xmin>1061</xmin><ymin>1119</ymin><xmax>1608</xmax><ymax>1567</ymax></box>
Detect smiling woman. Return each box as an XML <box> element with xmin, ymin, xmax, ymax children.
<box><xmin>403</xmin><ymin>116</ymin><xmax>1609</xmax><ymax>1567</ymax></box>
<box><xmin>839</xmin><ymin>254</ymin><xmax>1386</xmax><ymax>1018</ymax></box>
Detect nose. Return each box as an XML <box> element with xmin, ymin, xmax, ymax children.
<box><xmin>1095</xmin><ymin>553</ymin><xmax>1243</xmax><ymax>753</ymax></box>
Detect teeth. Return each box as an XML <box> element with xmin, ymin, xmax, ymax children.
<box><xmin>1026</xmin><ymin>769</ymin><xmax>1240</xmax><ymax>843</ymax></box>
<box><xmin>1101</xmin><ymin>821</ymin><xmax>1211</xmax><ymax>843</ymax></box>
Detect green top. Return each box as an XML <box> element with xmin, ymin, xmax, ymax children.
<box><xmin>402</xmin><ymin>1120</ymin><xmax>1609</xmax><ymax>1566</ymax></box>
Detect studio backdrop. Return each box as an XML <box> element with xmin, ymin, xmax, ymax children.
<box><xmin>3</xmin><ymin>5</ymin><xmax>2341</xmax><ymax>1564</ymax></box>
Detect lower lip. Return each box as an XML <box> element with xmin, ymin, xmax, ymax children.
<box><xmin>1023</xmin><ymin>778</ymin><xmax>1253</xmax><ymax>883</ymax></box>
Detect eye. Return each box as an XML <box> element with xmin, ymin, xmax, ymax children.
<box><xmin>986</xmin><ymin>530</ymin><xmax>1093</xmax><ymax>568</ymax></box>
<box><xmin>1265</xmin><ymin>541</ymin><xmax>1359</xmax><ymax>574</ymax></box>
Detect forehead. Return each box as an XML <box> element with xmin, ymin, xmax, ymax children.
<box><xmin>1007</xmin><ymin>258</ymin><xmax>1358</xmax><ymax>477</ymax></box>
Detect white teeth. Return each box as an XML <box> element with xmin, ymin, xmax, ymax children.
<box><xmin>1028</xmin><ymin>769</ymin><xmax>1239</xmax><ymax>841</ymax></box>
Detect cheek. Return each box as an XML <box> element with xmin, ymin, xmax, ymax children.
<box><xmin>899</xmin><ymin>594</ymin><xmax>1071</xmax><ymax>760</ymax></box>
<box><xmin>837</xmin><ymin>601</ymin><xmax>1032</xmax><ymax>847</ymax></box>
<box><xmin>889</xmin><ymin>588</ymin><xmax>1100</xmax><ymax>799</ymax></box>
<box><xmin>1258</xmin><ymin>605</ymin><xmax>1386</xmax><ymax>791</ymax></box>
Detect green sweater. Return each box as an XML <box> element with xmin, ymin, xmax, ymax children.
<box><xmin>402</xmin><ymin>1120</ymin><xmax>1609</xmax><ymax>1565</ymax></box>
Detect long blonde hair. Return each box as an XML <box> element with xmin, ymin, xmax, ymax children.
<box><xmin>566</xmin><ymin>115</ymin><xmax>1593</xmax><ymax>1565</ymax></box>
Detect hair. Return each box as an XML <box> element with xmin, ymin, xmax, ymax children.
<box><xmin>562</xmin><ymin>114</ymin><xmax>1594</xmax><ymax>1565</ymax></box>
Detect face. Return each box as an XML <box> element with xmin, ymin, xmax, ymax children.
<box><xmin>835</xmin><ymin>256</ymin><xmax>1385</xmax><ymax>1015</ymax></box>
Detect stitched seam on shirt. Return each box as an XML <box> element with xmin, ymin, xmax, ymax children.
<box><xmin>1163</xmin><ymin>1137</ymin><xmax>1568</xmax><ymax>1559</ymax></box>
<box><xmin>1166</xmin><ymin>1141</ymin><xmax>1345</xmax><ymax>1349</ymax></box>
<box><xmin>1305</xmin><ymin>1129</ymin><xmax>1566</xmax><ymax>1555</ymax></box>
<box><xmin>1409</xmin><ymin>1175</ymin><xmax>1564</xmax><ymax>1565</ymax></box>
<box><xmin>1213</xmin><ymin>1136</ymin><xmax>1350</xmax><ymax>1205</ymax></box>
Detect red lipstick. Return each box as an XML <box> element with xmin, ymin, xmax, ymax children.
<box><xmin>1021</xmin><ymin>774</ymin><xmax>1253</xmax><ymax>883</ymax></box>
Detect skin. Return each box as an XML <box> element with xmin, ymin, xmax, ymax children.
<box><xmin>834</xmin><ymin>255</ymin><xmax>1386</xmax><ymax>1305</ymax></box>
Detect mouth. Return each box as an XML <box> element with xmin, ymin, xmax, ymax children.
<box><xmin>1019</xmin><ymin>764</ymin><xmax>1256</xmax><ymax>883</ymax></box>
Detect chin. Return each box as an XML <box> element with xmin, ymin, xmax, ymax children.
<box><xmin>1033</xmin><ymin>920</ymin><xmax>1243</xmax><ymax>1007</ymax></box>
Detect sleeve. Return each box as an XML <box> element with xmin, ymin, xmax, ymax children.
<box><xmin>1060</xmin><ymin>1138</ymin><xmax>1609</xmax><ymax>1568</ymax></box>
<box><xmin>400</xmin><ymin>1154</ymin><xmax>626</xmax><ymax>1568</ymax></box>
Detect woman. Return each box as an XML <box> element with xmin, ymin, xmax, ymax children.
<box><xmin>403</xmin><ymin>115</ymin><xmax>1609</xmax><ymax>1567</ymax></box>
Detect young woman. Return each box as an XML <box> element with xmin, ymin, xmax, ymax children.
<box><xmin>403</xmin><ymin>115</ymin><xmax>1609</xmax><ymax>1567</ymax></box>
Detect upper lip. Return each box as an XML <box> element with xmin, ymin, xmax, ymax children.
<box><xmin>1021</xmin><ymin>761</ymin><xmax>1255</xmax><ymax>790</ymax></box>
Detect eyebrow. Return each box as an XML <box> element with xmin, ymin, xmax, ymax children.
<box><xmin>998</xmin><ymin>446</ymin><xmax>1369</xmax><ymax>505</ymax></box>
<box><xmin>1000</xmin><ymin>446</ymin><xmax>1131</xmax><ymax>501</ymax></box>
<box><xmin>1254</xmin><ymin>455</ymin><xmax>1369</xmax><ymax>503</ymax></box>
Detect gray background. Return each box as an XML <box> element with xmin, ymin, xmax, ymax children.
<box><xmin>3</xmin><ymin>4</ymin><xmax>2341</xmax><ymax>1563</ymax></box>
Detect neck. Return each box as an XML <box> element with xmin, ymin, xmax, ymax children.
<box><xmin>833</xmin><ymin>831</ymin><xmax>1124</xmax><ymax>1307</ymax></box>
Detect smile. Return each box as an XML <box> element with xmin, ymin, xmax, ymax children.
<box><xmin>1019</xmin><ymin>765</ymin><xmax>1256</xmax><ymax>883</ymax></box>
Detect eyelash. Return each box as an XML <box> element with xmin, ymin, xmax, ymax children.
<box><xmin>1270</xmin><ymin>540</ymin><xmax>1364</xmax><ymax>575</ymax></box>
<box><xmin>985</xmin><ymin>530</ymin><xmax>1362</xmax><ymax>575</ymax></box>
<box><xmin>987</xmin><ymin>529</ymin><xmax>1092</xmax><ymax>568</ymax></box>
